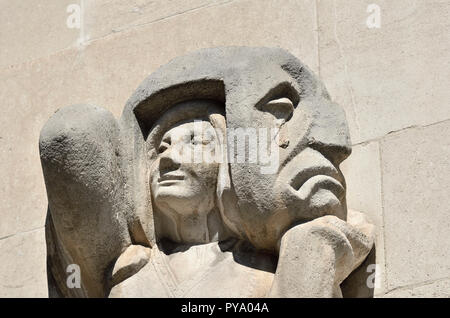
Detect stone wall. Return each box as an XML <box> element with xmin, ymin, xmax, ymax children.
<box><xmin>0</xmin><ymin>0</ymin><xmax>448</xmax><ymax>297</ymax></box>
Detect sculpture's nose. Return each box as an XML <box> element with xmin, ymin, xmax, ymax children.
<box><xmin>159</xmin><ymin>148</ymin><xmax>181</xmax><ymax>173</ymax></box>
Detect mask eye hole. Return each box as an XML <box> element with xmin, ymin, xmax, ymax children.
<box><xmin>158</xmin><ymin>143</ymin><xmax>168</xmax><ymax>154</ymax></box>
<box><xmin>157</xmin><ymin>136</ymin><xmax>171</xmax><ymax>154</ymax></box>
<box><xmin>260</xmin><ymin>97</ymin><xmax>294</xmax><ymax>122</ymax></box>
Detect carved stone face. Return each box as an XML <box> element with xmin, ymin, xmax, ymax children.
<box><xmin>149</xmin><ymin>120</ymin><xmax>220</xmax><ymax>217</ymax></box>
<box><xmin>227</xmin><ymin>94</ymin><xmax>348</xmax><ymax>251</ymax></box>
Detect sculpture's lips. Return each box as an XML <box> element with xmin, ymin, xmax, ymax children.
<box><xmin>158</xmin><ymin>174</ymin><xmax>185</xmax><ymax>183</ymax></box>
<box><xmin>289</xmin><ymin>166</ymin><xmax>345</xmax><ymax>200</ymax></box>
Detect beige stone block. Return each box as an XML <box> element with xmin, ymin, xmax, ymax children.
<box><xmin>381</xmin><ymin>121</ymin><xmax>450</xmax><ymax>290</ymax></box>
<box><xmin>0</xmin><ymin>228</ymin><xmax>48</xmax><ymax>297</ymax></box>
<box><xmin>82</xmin><ymin>0</ymin><xmax>320</xmax><ymax>76</ymax></box>
<box><xmin>341</xmin><ymin>142</ymin><xmax>382</xmax><ymax>232</ymax></box>
<box><xmin>77</xmin><ymin>0</ymin><xmax>320</xmax><ymax>114</ymax></box>
<box><xmin>383</xmin><ymin>278</ymin><xmax>450</xmax><ymax>298</ymax></box>
<box><xmin>84</xmin><ymin>0</ymin><xmax>230</xmax><ymax>41</ymax></box>
<box><xmin>77</xmin><ymin>0</ymin><xmax>320</xmax><ymax>113</ymax></box>
<box><xmin>0</xmin><ymin>0</ymin><xmax>80</xmax><ymax>68</ymax></box>
<box><xmin>341</xmin><ymin>141</ymin><xmax>386</xmax><ymax>295</ymax></box>
<box><xmin>0</xmin><ymin>51</ymin><xmax>88</xmax><ymax>239</ymax></box>
<box><xmin>318</xmin><ymin>0</ymin><xmax>450</xmax><ymax>143</ymax></box>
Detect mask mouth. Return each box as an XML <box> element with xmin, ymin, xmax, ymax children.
<box><xmin>158</xmin><ymin>173</ymin><xmax>185</xmax><ymax>183</ymax></box>
<box><xmin>288</xmin><ymin>164</ymin><xmax>345</xmax><ymax>201</ymax></box>
<box><xmin>157</xmin><ymin>174</ymin><xmax>186</xmax><ymax>187</ymax></box>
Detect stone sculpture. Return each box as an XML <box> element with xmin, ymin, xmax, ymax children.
<box><xmin>39</xmin><ymin>47</ymin><xmax>375</xmax><ymax>298</ymax></box>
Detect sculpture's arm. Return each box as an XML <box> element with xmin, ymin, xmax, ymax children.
<box><xmin>268</xmin><ymin>211</ymin><xmax>375</xmax><ymax>297</ymax></box>
<box><xmin>40</xmin><ymin>104</ymin><xmax>132</xmax><ymax>297</ymax></box>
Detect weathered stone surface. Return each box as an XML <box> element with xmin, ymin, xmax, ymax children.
<box><xmin>83</xmin><ymin>0</ymin><xmax>320</xmax><ymax>75</ymax></box>
<box><xmin>318</xmin><ymin>0</ymin><xmax>450</xmax><ymax>143</ymax></box>
<box><xmin>341</xmin><ymin>143</ymin><xmax>382</xmax><ymax>229</ymax></box>
<box><xmin>382</xmin><ymin>121</ymin><xmax>450</xmax><ymax>290</ymax></box>
<box><xmin>0</xmin><ymin>229</ymin><xmax>48</xmax><ymax>297</ymax></box>
<box><xmin>0</xmin><ymin>51</ymin><xmax>89</xmax><ymax>239</ymax></box>
<box><xmin>340</xmin><ymin>142</ymin><xmax>386</xmax><ymax>295</ymax></box>
<box><xmin>0</xmin><ymin>0</ymin><xmax>79</xmax><ymax>68</ymax></box>
<box><xmin>383</xmin><ymin>278</ymin><xmax>450</xmax><ymax>298</ymax></box>
<box><xmin>41</xmin><ymin>104</ymin><xmax>137</xmax><ymax>297</ymax></box>
<box><xmin>269</xmin><ymin>212</ymin><xmax>374</xmax><ymax>297</ymax></box>
<box><xmin>84</xmin><ymin>0</ymin><xmax>230</xmax><ymax>41</ymax></box>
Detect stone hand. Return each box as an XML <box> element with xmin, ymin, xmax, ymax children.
<box><xmin>268</xmin><ymin>211</ymin><xmax>375</xmax><ymax>297</ymax></box>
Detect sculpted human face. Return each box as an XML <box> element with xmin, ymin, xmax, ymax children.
<box><xmin>150</xmin><ymin>120</ymin><xmax>220</xmax><ymax>217</ymax></box>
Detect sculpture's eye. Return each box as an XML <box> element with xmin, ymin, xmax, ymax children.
<box><xmin>158</xmin><ymin>141</ymin><xmax>170</xmax><ymax>154</ymax></box>
<box><xmin>260</xmin><ymin>97</ymin><xmax>295</xmax><ymax>148</ymax></box>
<box><xmin>190</xmin><ymin>131</ymin><xmax>211</xmax><ymax>146</ymax></box>
<box><xmin>191</xmin><ymin>137</ymin><xmax>204</xmax><ymax>146</ymax></box>
<box><xmin>190</xmin><ymin>132</ymin><xmax>197</xmax><ymax>145</ymax></box>
<box><xmin>260</xmin><ymin>97</ymin><xmax>294</xmax><ymax>122</ymax></box>
<box><xmin>158</xmin><ymin>144</ymin><xmax>167</xmax><ymax>154</ymax></box>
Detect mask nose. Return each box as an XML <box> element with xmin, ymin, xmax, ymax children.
<box><xmin>159</xmin><ymin>148</ymin><xmax>181</xmax><ymax>173</ymax></box>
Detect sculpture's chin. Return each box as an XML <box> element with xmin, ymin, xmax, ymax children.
<box><xmin>153</xmin><ymin>191</ymin><xmax>207</xmax><ymax>216</ymax></box>
<box><xmin>153</xmin><ymin>188</ymin><xmax>184</xmax><ymax>206</ymax></box>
